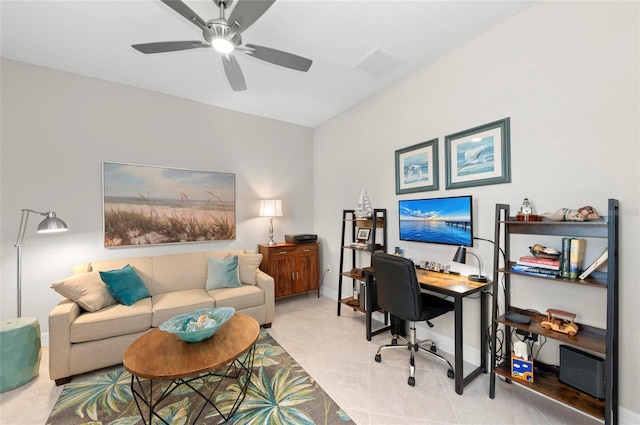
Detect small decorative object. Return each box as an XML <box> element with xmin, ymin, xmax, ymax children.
<box><xmin>540</xmin><ymin>308</ymin><xmax>579</xmax><ymax>336</ymax></box>
<box><xmin>160</xmin><ymin>307</ymin><xmax>235</xmax><ymax>342</ymax></box>
<box><xmin>356</xmin><ymin>227</ymin><xmax>371</xmax><ymax>242</ymax></box>
<box><xmin>542</xmin><ymin>206</ymin><xmax>600</xmax><ymax>222</ymax></box>
<box><xmin>529</xmin><ymin>244</ymin><xmax>561</xmax><ymax>260</ymax></box>
<box><xmin>445</xmin><ymin>117</ymin><xmax>511</xmax><ymax>190</ymax></box>
<box><xmin>354</xmin><ymin>188</ymin><xmax>373</xmax><ymax>218</ymax></box>
<box><xmin>516</xmin><ymin>197</ymin><xmax>539</xmax><ymax>221</ymax></box>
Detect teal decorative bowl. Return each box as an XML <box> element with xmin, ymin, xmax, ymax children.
<box><xmin>159</xmin><ymin>307</ymin><xmax>235</xmax><ymax>343</ymax></box>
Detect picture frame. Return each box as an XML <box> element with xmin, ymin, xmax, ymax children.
<box><xmin>356</xmin><ymin>227</ymin><xmax>371</xmax><ymax>242</ymax></box>
<box><xmin>444</xmin><ymin>118</ymin><xmax>511</xmax><ymax>190</ymax></box>
<box><xmin>395</xmin><ymin>138</ymin><xmax>439</xmax><ymax>194</ymax></box>
<box><xmin>102</xmin><ymin>162</ymin><xmax>236</xmax><ymax>247</ymax></box>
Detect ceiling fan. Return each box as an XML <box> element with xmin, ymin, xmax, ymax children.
<box><xmin>132</xmin><ymin>0</ymin><xmax>313</xmax><ymax>91</ymax></box>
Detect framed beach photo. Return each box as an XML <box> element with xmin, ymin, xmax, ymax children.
<box><xmin>102</xmin><ymin>162</ymin><xmax>235</xmax><ymax>247</ymax></box>
<box><xmin>445</xmin><ymin>118</ymin><xmax>511</xmax><ymax>190</ymax></box>
<box><xmin>395</xmin><ymin>138</ymin><xmax>439</xmax><ymax>194</ymax></box>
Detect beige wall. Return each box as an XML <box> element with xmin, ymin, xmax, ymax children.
<box><xmin>0</xmin><ymin>58</ymin><xmax>314</xmax><ymax>336</ymax></box>
<box><xmin>313</xmin><ymin>1</ymin><xmax>639</xmax><ymax>418</ymax></box>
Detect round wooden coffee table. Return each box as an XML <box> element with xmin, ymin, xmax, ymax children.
<box><xmin>123</xmin><ymin>313</ymin><xmax>259</xmax><ymax>424</ymax></box>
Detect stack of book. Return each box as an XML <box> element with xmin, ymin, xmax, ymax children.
<box><xmin>511</xmin><ymin>256</ymin><xmax>561</xmax><ymax>278</ymax></box>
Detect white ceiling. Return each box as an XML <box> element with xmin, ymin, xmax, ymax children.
<box><xmin>1</xmin><ymin>0</ymin><xmax>535</xmax><ymax>127</ymax></box>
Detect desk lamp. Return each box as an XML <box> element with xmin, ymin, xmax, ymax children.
<box><xmin>259</xmin><ymin>199</ymin><xmax>282</xmax><ymax>246</ymax></box>
<box><xmin>452</xmin><ymin>246</ymin><xmax>487</xmax><ymax>282</ymax></box>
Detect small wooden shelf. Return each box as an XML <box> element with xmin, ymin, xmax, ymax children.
<box><xmin>497</xmin><ymin>307</ymin><xmax>606</xmax><ymax>354</ymax></box>
<box><xmin>493</xmin><ymin>361</ymin><xmax>605</xmax><ymax>420</ymax></box>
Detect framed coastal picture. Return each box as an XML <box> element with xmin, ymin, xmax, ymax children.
<box><xmin>102</xmin><ymin>162</ymin><xmax>235</xmax><ymax>247</ymax></box>
<box><xmin>395</xmin><ymin>138</ymin><xmax>439</xmax><ymax>194</ymax></box>
<box><xmin>444</xmin><ymin>118</ymin><xmax>511</xmax><ymax>190</ymax></box>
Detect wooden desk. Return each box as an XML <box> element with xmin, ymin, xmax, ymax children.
<box><xmin>364</xmin><ymin>268</ymin><xmax>490</xmax><ymax>395</ymax></box>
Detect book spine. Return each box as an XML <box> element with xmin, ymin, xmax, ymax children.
<box><xmin>516</xmin><ymin>261</ymin><xmax>560</xmax><ymax>270</ymax></box>
<box><xmin>518</xmin><ymin>256</ymin><xmax>560</xmax><ymax>267</ymax></box>
<box><xmin>561</xmin><ymin>237</ymin><xmax>571</xmax><ymax>278</ymax></box>
<box><xmin>510</xmin><ymin>268</ymin><xmax>558</xmax><ymax>279</ymax></box>
<box><xmin>569</xmin><ymin>238</ymin><xmax>586</xmax><ymax>280</ymax></box>
<box><xmin>511</xmin><ymin>264</ymin><xmax>561</xmax><ymax>275</ymax></box>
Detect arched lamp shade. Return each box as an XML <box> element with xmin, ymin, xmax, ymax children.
<box><xmin>36</xmin><ymin>211</ymin><xmax>68</xmax><ymax>233</ymax></box>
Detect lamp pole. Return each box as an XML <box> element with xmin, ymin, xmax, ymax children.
<box><xmin>14</xmin><ymin>209</ymin><xmax>68</xmax><ymax>317</ymax></box>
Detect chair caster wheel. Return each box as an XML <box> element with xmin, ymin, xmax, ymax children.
<box><xmin>375</xmin><ymin>354</ymin><xmax>381</xmax><ymax>363</ymax></box>
<box><xmin>391</xmin><ymin>338</ymin><xmax>398</xmax><ymax>345</ymax></box>
<box><xmin>430</xmin><ymin>343</ymin><xmax>437</xmax><ymax>353</ymax></box>
<box><xmin>447</xmin><ymin>369</ymin><xmax>455</xmax><ymax>379</ymax></box>
<box><xmin>408</xmin><ymin>377</ymin><xmax>415</xmax><ymax>386</ymax></box>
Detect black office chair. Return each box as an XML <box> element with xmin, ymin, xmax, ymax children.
<box><xmin>372</xmin><ymin>253</ymin><xmax>455</xmax><ymax>386</ymax></box>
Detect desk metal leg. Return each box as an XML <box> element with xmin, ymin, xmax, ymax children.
<box><xmin>454</xmin><ymin>296</ymin><xmax>464</xmax><ymax>395</ymax></box>
<box><xmin>454</xmin><ymin>291</ymin><xmax>487</xmax><ymax>395</ymax></box>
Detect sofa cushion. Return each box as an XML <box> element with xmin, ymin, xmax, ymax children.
<box><xmin>208</xmin><ymin>284</ymin><xmax>265</xmax><ymax>311</ymax></box>
<box><xmin>70</xmin><ymin>298</ymin><xmax>152</xmax><ymax>343</ymax></box>
<box><xmin>151</xmin><ymin>289</ymin><xmax>215</xmax><ymax>327</ymax></box>
<box><xmin>238</xmin><ymin>253</ymin><xmax>263</xmax><ymax>285</ymax></box>
<box><xmin>206</xmin><ymin>255</ymin><xmax>241</xmax><ymax>289</ymax></box>
<box><xmin>51</xmin><ymin>271</ymin><xmax>117</xmax><ymax>312</ymax></box>
<box><xmin>100</xmin><ymin>265</ymin><xmax>150</xmax><ymax>306</ymax></box>
<box><xmin>152</xmin><ymin>253</ymin><xmax>206</xmax><ymax>295</ymax></box>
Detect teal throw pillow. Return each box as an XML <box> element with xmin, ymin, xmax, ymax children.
<box><xmin>100</xmin><ymin>264</ymin><xmax>150</xmax><ymax>306</ymax></box>
<box><xmin>207</xmin><ymin>255</ymin><xmax>242</xmax><ymax>290</ymax></box>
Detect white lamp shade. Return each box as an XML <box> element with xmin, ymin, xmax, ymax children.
<box><xmin>259</xmin><ymin>199</ymin><xmax>283</xmax><ymax>217</ymax></box>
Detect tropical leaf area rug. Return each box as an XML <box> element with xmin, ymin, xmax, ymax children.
<box><xmin>47</xmin><ymin>330</ymin><xmax>354</xmax><ymax>425</ymax></box>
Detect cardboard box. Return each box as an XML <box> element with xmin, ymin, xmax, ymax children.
<box><xmin>511</xmin><ymin>351</ymin><xmax>534</xmax><ymax>383</ymax></box>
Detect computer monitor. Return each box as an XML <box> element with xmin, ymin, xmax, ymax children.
<box><xmin>399</xmin><ymin>195</ymin><xmax>473</xmax><ymax>247</ymax></box>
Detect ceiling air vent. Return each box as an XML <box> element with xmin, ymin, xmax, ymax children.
<box><xmin>353</xmin><ymin>47</ymin><xmax>403</xmax><ymax>78</ymax></box>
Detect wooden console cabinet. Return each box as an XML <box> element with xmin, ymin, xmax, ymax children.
<box><xmin>258</xmin><ymin>242</ymin><xmax>319</xmax><ymax>298</ymax></box>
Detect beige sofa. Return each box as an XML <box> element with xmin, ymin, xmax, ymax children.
<box><xmin>48</xmin><ymin>249</ymin><xmax>274</xmax><ymax>385</ymax></box>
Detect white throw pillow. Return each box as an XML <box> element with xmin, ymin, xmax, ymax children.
<box><xmin>238</xmin><ymin>253</ymin><xmax>263</xmax><ymax>285</ymax></box>
<box><xmin>51</xmin><ymin>271</ymin><xmax>117</xmax><ymax>312</ymax></box>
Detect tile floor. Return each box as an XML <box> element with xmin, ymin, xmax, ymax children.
<box><xmin>0</xmin><ymin>295</ymin><xmax>601</xmax><ymax>424</ymax></box>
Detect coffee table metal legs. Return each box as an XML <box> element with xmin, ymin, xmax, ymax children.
<box><xmin>130</xmin><ymin>344</ymin><xmax>256</xmax><ymax>424</ymax></box>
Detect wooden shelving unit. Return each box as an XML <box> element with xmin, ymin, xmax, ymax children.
<box><xmin>489</xmin><ymin>200</ymin><xmax>618</xmax><ymax>424</ymax></box>
<box><xmin>336</xmin><ymin>209</ymin><xmax>387</xmax><ymax>324</ymax></box>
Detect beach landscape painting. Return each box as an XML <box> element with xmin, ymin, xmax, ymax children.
<box><xmin>103</xmin><ymin>162</ymin><xmax>235</xmax><ymax>247</ymax></box>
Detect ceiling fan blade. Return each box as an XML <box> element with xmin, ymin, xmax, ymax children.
<box><xmin>222</xmin><ymin>55</ymin><xmax>247</xmax><ymax>91</ymax></box>
<box><xmin>132</xmin><ymin>41</ymin><xmax>210</xmax><ymax>54</ymax></box>
<box><xmin>160</xmin><ymin>0</ymin><xmax>208</xmax><ymax>31</ymax></box>
<box><xmin>245</xmin><ymin>44</ymin><xmax>312</xmax><ymax>72</ymax></box>
<box><xmin>228</xmin><ymin>0</ymin><xmax>275</xmax><ymax>34</ymax></box>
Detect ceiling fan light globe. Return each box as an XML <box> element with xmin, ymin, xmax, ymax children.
<box><xmin>212</xmin><ymin>38</ymin><xmax>235</xmax><ymax>54</ymax></box>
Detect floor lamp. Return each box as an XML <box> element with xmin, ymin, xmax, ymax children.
<box><xmin>2</xmin><ymin>209</ymin><xmax>68</xmax><ymax>392</ymax></box>
<box><xmin>15</xmin><ymin>209</ymin><xmax>68</xmax><ymax>317</ymax></box>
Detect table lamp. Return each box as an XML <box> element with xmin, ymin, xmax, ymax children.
<box><xmin>259</xmin><ymin>200</ymin><xmax>282</xmax><ymax>246</ymax></box>
<box><xmin>452</xmin><ymin>246</ymin><xmax>487</xmax><ymax>282</ymax></box>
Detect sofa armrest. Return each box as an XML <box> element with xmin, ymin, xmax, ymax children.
<box><xmin>255</xmin><ymin>269</ymin><xmax>275</xmax><ymax>324</ymax></box>
<box><xmin>49</xmin><ymin>299</ymin><xmax>81</xmax><ymax>382</ymax></box>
